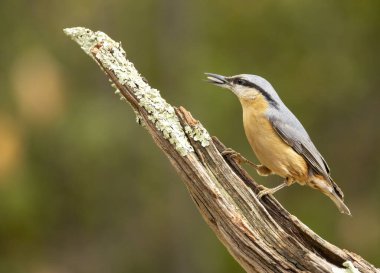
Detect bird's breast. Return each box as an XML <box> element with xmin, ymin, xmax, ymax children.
<box><xmin>240</xmin><ymin>98</ymin><xmax>308</xmax><ymax>182</ymax></box>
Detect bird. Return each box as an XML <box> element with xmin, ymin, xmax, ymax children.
<box><xmin>205</xmin><ymin>72</ymin><xmax>350</xmax><ymax>215</ymax></box>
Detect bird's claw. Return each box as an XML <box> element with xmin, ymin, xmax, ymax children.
<box><xmin>221</xmin><ymin>148</ymin><xmax>238</xmax><ymax>156</ymax></box>
<box><xmin>222</xmin><ymin>148</ymin><xmax>259</xmax><ymax>168</ymax></box>
<box><xmin>257</xmin><ymin>187</ymin><xmax>273</xmax><ymax>199</ymax></box>
<box><xmin>257</xmin><ymin>182</ymin><xmax>288</xmax><ymax>199</ymax></box>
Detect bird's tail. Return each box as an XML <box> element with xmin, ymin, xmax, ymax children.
<box><xmin>326</xmin><ymin>191</ymin><xmax>351</xmax><ymax>215</ymax></box>
<box><xmin>310</xmin><ymin>176</ymin><xmax>351</xmax><ymax>215</ymax></box>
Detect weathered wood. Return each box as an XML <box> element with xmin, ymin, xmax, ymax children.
<box><xmin>64</xmin><ymin>27</ymin><xmax>379</xmax><ymax>273</ymax></box>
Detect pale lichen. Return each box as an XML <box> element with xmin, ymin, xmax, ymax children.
<box><xmin>332</xmin><ymin>261</ymin><xmax>361</xmax><ymax>273</ymax></box>
<box><xmin>185</xmin><ymin>123</ymin><xmax>211</xmax><ymax>147</ymax></box>
<box><xmin>63</xmin><ymin>27</ymin><xmax>198</xmax><ymax>156</ymax></box>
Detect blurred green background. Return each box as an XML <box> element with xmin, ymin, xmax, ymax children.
<box><xmin>0</xmin><ymin>1</ymin><xmax>379</xmax><ymax>272</ymax></box>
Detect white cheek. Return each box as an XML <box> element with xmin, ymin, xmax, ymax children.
<box><xmin>233</xmin><ymin>86</ymin><xmax>246</xmax><ymax>97</ymax></box>
<box><xmin>234</xmin><ymin>87</ymin><xmax>258</xmax><ymax>100</ymax></box>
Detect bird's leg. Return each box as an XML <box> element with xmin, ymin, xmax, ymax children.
<box><xmin>221</xmin><ymin>148</ymin><xmax>272</xmax><ymax>176</ymax></box>
<box><xmin>257</xmin><ymin>178</ymin><xmax>291</xmax><ymax>199</ymax></box>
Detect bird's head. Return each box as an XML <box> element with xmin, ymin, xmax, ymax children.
<box><xmin>205</xmin><ymin>73</ymin><xmax>281</xmax><ymax>108</ymax></box>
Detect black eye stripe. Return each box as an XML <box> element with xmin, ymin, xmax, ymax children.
<box><xmin>232</xmin><ymin>77</ymin><xmax>279</xmax><ymax>109</ymax></box>
<box><xmin>233</xmin><ymin>78</ymin><xmax>250</xmax><ymax>86</ymax></box>
<box><xmin>233</xmin><ymin>78</ymin><xmax>261</xmax><ymax>89</ymax></box>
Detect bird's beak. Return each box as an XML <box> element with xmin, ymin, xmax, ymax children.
<box><xmin>205</xmin><ymin>73</ymin><xmax>230</xmax><ymax>87</ymax></box>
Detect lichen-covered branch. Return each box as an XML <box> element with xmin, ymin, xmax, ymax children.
<box><xmin>64</xmin><ymin>27</ymin><xmax>378</xmax><ymax>273</ymax></box>
<box><xmin>63</xmin><ymin>27</ymin><xmax>209</xmax><ymax>156</ymax></box>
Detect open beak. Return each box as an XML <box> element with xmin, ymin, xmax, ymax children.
<box><xmin>205</xmin><ymin>73</ymin><xmax>230</xmax><ymax>87</ymax></box>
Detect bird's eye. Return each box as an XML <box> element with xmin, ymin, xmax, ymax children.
<box><xmin>235</xmin><ymin>79</ymin><xmax>246</xmax><ymax>85</ymax></box>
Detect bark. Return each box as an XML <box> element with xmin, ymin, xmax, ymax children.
<box><xmin>64</xmin><ymin>27</ymin><xmax>379</xmax><ymax>273</ymax></box>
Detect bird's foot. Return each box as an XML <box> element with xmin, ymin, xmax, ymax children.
<box><xmin>257</xmin><ymin>182</ymin><xmax>288</xmax><ymax>199</ymax></box>
<box><xmin>221</xmin><ymin>148</ymin><xmax>259</xmax><ymax>169</ymax></box>
<box><xmin>222</xmin><ymin>148</ymin><xmax>273</xmax><ymax>176</ymax></box>
<box><xmin>257</xmin><ymin>187</ymin><xmax>275</xmax><ymax>199</ymax></box>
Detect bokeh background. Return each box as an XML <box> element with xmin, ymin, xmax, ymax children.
<box><xmin>1</xmin><ymin>1</ymin><xmax>379</xmax><ymax>272</ymax></box>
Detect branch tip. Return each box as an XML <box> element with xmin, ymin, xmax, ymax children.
<box><xmin>64</xmin><ymin>26</ymin><xmax>195</xmax><ymax>156</ymax></box>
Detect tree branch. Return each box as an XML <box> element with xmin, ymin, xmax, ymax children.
<box><xmin>64</xmin><ymin>27</ymin><xmax>378</xmax><ymax>273</ymax></box>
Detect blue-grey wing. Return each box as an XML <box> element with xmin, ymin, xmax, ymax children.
<box><xmin>268</xmin><ymin>111</ymin><xmax>331</xmax><ymax>180</ymax></box>
<box><xmin>269</xmin><ymin>114</ymin><xmax>344</xmax><ymax>200</ymax></box>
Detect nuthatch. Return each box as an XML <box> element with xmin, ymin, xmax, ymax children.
<box><xmin>205</xmin><ymin>73</ymin><xmax>350</xmax><ymax>215</ymax></box>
